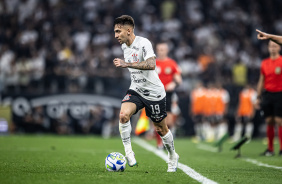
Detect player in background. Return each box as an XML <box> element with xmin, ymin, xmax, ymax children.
<box><xmin>190</xmin><ymin>82</ymin><xmax>206</xmax><ymax>142</ymax></box>
<box><xmin>154</xmin><ymin>42</ymin><xmax>182</xmax><ymax>149</ymax></box>
<box><xmin>255</xmin><ymin>40</ymin><xmax>282</xmax><ymax>156</ymax></box>
<box><xmin>233</xmin><ymin>84</ymin><xmax>257</xmax><ymax>142</ymax></box>
<box><xmin>256</xmin><ymin>29</ymin><xmax>282</xmax><ymax>45</ymax></box>
<box><xmin>202</xmin><ymin>83</ymin><xmax>218</xmax><ymax>142</ymax></box>
<box><xmin>214</xmin><ymin>83</ymin><xmax>230</xmax><ymax>141</ymax></box>
<box><xmin>113</xmin><ymin>15</ymin><xmax>179</xmax><ymax>171</ymax></box>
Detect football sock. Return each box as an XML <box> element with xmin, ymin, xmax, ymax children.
<box><xmin>245</xmin><ymin>123</ymin><xmax>254</xmax><ymax>139</ymax></box>
<box><xmin>233</xmin><ymin>123</ymin><xmax>243</xmax><ymax>142</ymax></box>
<box><xmin>267</xmin><ymin>125</ymin><xmax>275</xmax><ymax>152</ymax></box>
<box><xmin>278</xmin><ymin>126</ymin><xmax>282</xmax><ymax>151</ymax></box>
<box><xmin>218</xmin><ymin>123</ymin><xmax>228</xmax><ymax>140</ymax></box>
<box><xmin>195</xmin><ymin>123</ymin><xmax>203</xmax><ymax>140</ymax></box>
<box><xmin>161</xmin><ymin>130</ymin><xmax>176</xmax><ymax>158</ymax></box>
<box><xmin>119</xmin><ymin>121</ymin><xmax>132</xmax><ymax>155</ymax></box>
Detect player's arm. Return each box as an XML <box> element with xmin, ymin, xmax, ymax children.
<box><xmin>256</xmin><ymin>29</ymin><xmax>282</xmax><ymax>45</ymax></box>
<box><xmin>166</xmin><ymin>73</ymin><xmax>182</xmax><ymax>91</ymax></box>
<box><xmin>255</xmin><ymin>73</ymin><xmax>264</xmax><ymax>109</ymax></box>
<box><xmin>113</xmin><ymin>56</ymin><xmax>156</xmax><ymax>70</ymax></box>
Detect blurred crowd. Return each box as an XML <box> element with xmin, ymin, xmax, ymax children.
<box><xmin>1</xmin><ymin>0</ymin><xmax>282</xmax><ymax>95</ymax></box>
<box><xmin>1</xmin><ymin>0</ymin><xmax>281</xmax><ymax>136</ymax></box>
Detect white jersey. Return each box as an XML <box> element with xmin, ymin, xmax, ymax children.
<box><xmin>121</xmin><ymin>36</ymin><xmax>166</xmax><ymax>101</ymax></box>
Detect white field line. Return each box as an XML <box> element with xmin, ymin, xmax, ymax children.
<box><xmin>195</xmin><ymin>144</ymin><xmax>282</xmax><ymax>171</ymax></box>
<box><xmin>197</xmin><ymin>144</ymin><xmax>218</xmax><ymax>153</ymax></box>
<box><xmin>133</xmin><ymin>138</ymin><xmax>218</xmax><ymax>184</ymax></box>
<box><xmin>242</xmin><ymin>158</ymin><xmax>282</xmax><ymax>170</ymax></box>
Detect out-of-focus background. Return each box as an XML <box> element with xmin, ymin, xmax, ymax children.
<box><xmin>0</xmin><ymin>0</ymin><xmax>281</xmax><ymax>138</ymax></box>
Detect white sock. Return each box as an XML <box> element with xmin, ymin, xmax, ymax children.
<box><xmin>245</xmin><ymin>123</ymin><xmax>254</xmax><ymax>138</ymax></box>
<box><xmin>161</xmin><ymin>130</ymin><xmax>176</xmax><ymax>158</ymax></box>
<box><xmin>233</xmin><ymin>123</ymin><xmax>242</xmax><ymax>141</ymax></box>
<box><xmin>218</xmin><ymin>123</ymin><xmax>228</xmax><ymax>140</ymax></box>
<box><xmin>119</xmin><ymin>121</ymin><xmax>132</xmax><ymax>155</ymax></box>
<box><xmin>195</xmin><ymin>123</ymin><xmax>202</xmax><ymax>140</ymax></box>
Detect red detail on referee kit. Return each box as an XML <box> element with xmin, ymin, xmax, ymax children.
<box><xmin>122</xmin><ymin>94</ymin><xmax>131</xmax><ymax>101</ymax></box>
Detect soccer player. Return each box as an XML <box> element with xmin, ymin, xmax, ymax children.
<box><xmin>113</xmin><ymin>15</ymin><xmax>179</xmax><ymax>172</ymax></box>
<box><xmin>154</xmin><ymin>42</ymin><xmax>182</xmax><ymax>149</ymax></box>
<box><xmin>190</xmin><ymin>82</ymin><xmax>206</xmax><ymax>142</ymax></box>
<box><xmin>256</xmin><ymin>40</ymin><xmax>282</xmax><ymax>156</ymax></box>
<box><xmin>256</xmin><ymin>29</ymin><xmax>282</xmax><ymax>45</ymax></box>
<box><xmin>233</xmin><ymin>84</ymin><xmax>257</xmax><ymax>142</ymax></box>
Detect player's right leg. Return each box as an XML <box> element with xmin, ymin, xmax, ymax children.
<box><xmin>119</xmin><ymin>102</ymin><xmax>138</xmax><ymax>167</ymax></box>
<box><xmin>260</xmin><ymin>117</ymin><xmax>275</xmax><ymax>156</ymax></box>
<box><xmin>154</xmin><ymin>119</ymin><xmax>179</xmax><ymax>172</ymax></box>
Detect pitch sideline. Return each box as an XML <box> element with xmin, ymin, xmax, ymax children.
<box><xmin>133</xmin><ymin>138</ymin><xmax>218</xmax><ymax>184</ymax></box>
<box><xmin>195</xmin><ymin>143</ymin><xmax>282</xmax><ymax>170</ymax></box>
<box><xmin>242</xmin><ymin>158</ymin><xmax>282</xmax><ymax>170</ymax></box>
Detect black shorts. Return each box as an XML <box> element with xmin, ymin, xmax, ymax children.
<box><xmin>261</xmin><ymin>91</ymin><xmax>282</xmax><ymax>118</ymax></box>
<box><xmin>192</xmin><ymin>115</ymin><xmax>203</xmax><ymax>123</ymax></box>
<box><xmin>165</xmin><ymin>92</ymin><xmax>173</xmax><ymax>112</ymax></box>
<box><xmin>237</xmin><ymin>116</ymin><xmax>252</xmax><ymax>124</ymax></box>
<box><xmin>121</xmin><ymin>89</ymin><xmax>167</xmax><ymax>123</ymax></box>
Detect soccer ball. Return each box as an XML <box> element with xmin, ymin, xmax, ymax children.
<box><xmin>105</xmin><ymin>152</ymin><xmax>126</xmax><ymax>172</ymax></box>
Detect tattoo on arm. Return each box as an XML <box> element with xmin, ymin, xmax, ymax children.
<box><xmin>127</xmin><ymin>57</ymin><xmax>156</xmax><ymax>70</ymax></box>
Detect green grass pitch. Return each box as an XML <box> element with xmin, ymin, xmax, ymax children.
<box><xmin>0</xmin><ymin>135</ymin><xmax>282</xmax><ymax>184</ymax></box>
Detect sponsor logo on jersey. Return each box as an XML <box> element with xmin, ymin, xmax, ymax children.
<box><xmin>136</xmin><ymin>88</ymin><xmax>150</xmax><ymax>96</ymax></box>
<box><xmin>142</xmin><ymin>46</ymin><xmax>147</xmax><ymax>58</ymax></box>
<box><xmin>132</xmin><ymin>75</ymin><xmax>146</xmax><ymax>83</ymax></box>
<box><xmin>150</xmin><ymin>114</ymin><xmax>164</xmax><ymax>122</ymax></box>
<box><xmin>132</xmin><ymin>46</ymin><xmax>139</xmax><ymax>51</ymax></box>
<box><xmin>122</xmin><ymin>94</ymin><xmax>131</xmax><ymax>101</ymax></box>
<box><xmin>131</xmin><ymin>71</ymin><xmax>143</xmax><ymax>74</ymax></box>
<box><xmin>132</xmin><ymin>54</ymin><xmax>139</xmax><ymax>62</ymax></box>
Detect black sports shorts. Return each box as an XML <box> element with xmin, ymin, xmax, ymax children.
<box><xmin>261</xmin><ymin>91</ymin><xmax>282</xmax><ymax>118</ymax></box>
<box><xmin>121</xmin><ymin>89</ymin><xmax>167</xmax><ymax>123</ymax></box>
<box><xmin>165</xmin><ymin>91</ymin><xmax>173</xmax><ymax>112</ymax></box>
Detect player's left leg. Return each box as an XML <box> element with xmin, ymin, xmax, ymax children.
<box><xmin>153</xmin><ymin>119</ymin><xmax>179</xmax><ymax>172</ymax></box>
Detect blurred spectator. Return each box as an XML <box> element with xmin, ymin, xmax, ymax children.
<box><xmin>1</xmin><ymin>0</ymin><xmax>281</xmax><ymax>137</ymax></box>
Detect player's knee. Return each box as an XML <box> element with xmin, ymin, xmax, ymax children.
<box><xmin>155</xmin><ymin>125</ymin><xmax>168</xmax><ymax>137</ymax></box>
<box><xmin>119</xmin><ymin>112</ymin><xmax>130</xmax><ymax>124</ymax></box>
<box><xmin>265</xmin><ymin>117</ymin><xmax>275</xmax><ymax>125</ymax></box>
<box><xmin>274</xmin><ymin>117</ymin><xmax>282</xmax><ymax>126</ymax></box>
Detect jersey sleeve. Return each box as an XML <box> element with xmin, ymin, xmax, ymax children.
<box><xmin>260</xmin><ymin>60</ymin><xmax>265</xmax><ymax>75</ymax></box>
<box><xmin>142</xmin><ymin>38</ymin><xmax>156</xmax><ymax>61</ymax></box>
<box><xmin>171</xmin><ymin>59</ymin><xmax>181</xmax><ymax>74</ymax></box>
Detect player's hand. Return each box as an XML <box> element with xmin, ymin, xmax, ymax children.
<box><xmin>165</xmin><ymin>82</ymin><xmax>176</xmax><ymax>92</ymax></box>
<box><xmin>254</xmin><ymin>99</ymin><xmax>261</xmax><ymax>110</ymax></box>
<box><xmin>256</xmin><ymin>29</ymin><xmax>269</xmax><ymax>40</ymax></box>
<box><xmin>113</xmin><ymin>58</ymin><xmax>128</xmax><ymax>68</ymax></box>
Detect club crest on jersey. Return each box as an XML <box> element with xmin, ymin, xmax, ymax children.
<box><xmin>132</xmin><ymin>54</ymin><xmax>139</xmax><ymax>62</ymax></box>
<box><xmin>165</xmin><ymin>67</ymin><xmax>172</xmax><ymax>74</ymax></box>
<box><xmin>275</xmin><ymin>67</ymin><xmax>281</xmax><ymax>74</ymax></box>
<box><xmin>122</xmin><ymin>94</ymin><xmax>131</xmax><ymax>101</ymax></box>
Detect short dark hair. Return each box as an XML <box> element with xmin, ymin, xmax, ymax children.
<box><xmin>114</xmin><ymin>15</ymin><xmax>135</xmax><ymax>28</ymax></box>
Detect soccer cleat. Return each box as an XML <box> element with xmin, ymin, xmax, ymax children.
<box><xmin>279</xmin><ymin>150</ymin><xmax>282</xmax><ymax>156</ymax></box>
<box><xmin>125</xmin><ymin>151</ymin><xmax>138</xmax><ymax>167</ymax></box>
<box><xmin>260</xmin><ymin>149</ymin><xmax>274</xmax><ymax>156</ymax></box>
<box><xmin>167</xmin><ymin>153</ymin><xmax>179</xmax><ymax>172</ymax></box>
